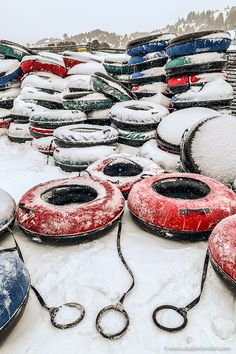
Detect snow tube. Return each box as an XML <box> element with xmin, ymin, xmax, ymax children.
<box><xmin>88</xmin><ymin>153</ymin><xmax>163</xmax><ymax>198</ymax></box>
<box><xmin>131</xmin><ymin>82</ymin><xmax>167</xmax><ymax>98</ymax></box>
<box><xmin>29</xmin><ymin>126</ymin><xmax>54</xmax><ymax>139</ymax></box>
<box><xmin>0</xmin><ymin>40</ymin><xmax>35</xmax><ymax>60</ymax></box>
<box><xmin>156</xmin><ymin>107</ymin><xmax>220</xmax><ymax>154</ymax></box>
<box><xmin>21</xmin><ymin>74</ymin><xmax>67</xmax><ymax>94</ymax></box>
<box><xmin>165</xmin><ymin>52</ymin><xmax>227</xmax><ymax>77</ymax></box>
<box><xmin>110</xmin><ymin>100</ymin><xmax>169</xmax><ymax>131</ymax></box>
<box><xmin>115</xmin><ymin>126</ymin><xmax>156</xmax><ymax>147</ymax></box>
<box><xmin>0</xmin><ymin>60</ymin><xmax>22</xmax><ymax>88</ymax></box>
<box><xmin>62</xmin><ymin>92</ymin><xmax>113</xmax><ymax>111</ymax></box>
<box><xmin>30</xmin><ymin>110</ymin><xmax>86</xmax><ymax>130</ymax></box>
<box><xmin>129</xmin><ymin>52</ymin><xmax>168</xmax><ymax>72</ymax></box>
<box><xmin>0</xmin><ymin>109</ymin><xmax>11</xmax><ymax>129</ymax></box>
<box><xmin>87</xmin><ymin>109</ymin><xmax>111</xmax><ymax>126</ymax></box>
<box><xmin>103</xmin><ymin>54</ymin><xmax>130</xmax><ymax>75</ymax></box>
<box><xmin>63</xmin><ymin>51</ymin><xmax>101</xmax><ymax>68</ymax></box>
<box><xmin>130</xmin><ymin>67</ymin><xmax>166</xmax><ymax>85</ymax></box>
<box><xmin>8</xmin><ymin>123</ymin><xmax>32</xmax><ymax>143</ymax></box>
<box><xmin>11</xmin><ymin>99</ymin><xmax>50</xmax><ymax>124</ymax></box>
<box><xmin>91</xmin><ymin>72</ymin><xmax>135</xmax><ymax>102</ymax></box>
<box><xmin>128</xmin><ymin>173</ymin><xmax>236</xmax><ymax>241</ymax></box>
<box><xmin>166</xmin><ymin>31</ymin><xmax>231</xmax><ymax>58</ymax></box>
<box><xmin>19</xmin><ymin>88</ymin><xmax>64</xmax><ymax>110</ymax></box>
<box><xmin>167</xmin><ymin>72</ymin><xmax>227</xmax><ymax>94</ymax></box>
<box><xmin>209</xmin><ymin>215</ymin><xmax>236</xmax><ymax>289</ymax></box>
<box><xmin>21</xmin><ymin>55</ymin><xmax>67</xmax><ymax>77</ymax></box>
<box><xmin>127</xmin><ymin>33</ymin><xmax>175</xmax><ymax>56</ymax></box>
<box><xmin>53</xmin><ymin>145</ymin><xmax>118</xmax><ymax>172</ymax></box>
<box><xmin>66</xmin><ymin>75</ymin><xmax>91</xmax><ymax>93</ymax></box>
<box><xmin>181</xmin><ymin>115</ymin><xmax>236</xmax><ymax>186</ymax></box>
<box><xmin>16</xmin><ymin>176</ymin><xmax>125</xmax><ymax>243</ymax></box>
<box><xmin>32</xmin><ymin>136</ymin><xmax>56</xmax><ymax>155</ymax></box>
<box><xmin>0</xmin><ymin>251</ymin><xmax>30</xmax><ymax>341</ymax></box>
<box><xmin>0</xmin><ymin>188</ymin><xmax>16</xmax><ymax>235</ymax></box>
<box><xmin>172</xmin><ymin>79</ymin><xmax>233</xmax><ymax>109</ymax></box>
<box><xmin>54</xmin><ymin>124</ymin><xmax>118</xmax><ymax>148</ymax></box>
<box><xmin>0</xmin><ymin>88</ymin><xmax>20</xmax><ymax>109</ymax></box>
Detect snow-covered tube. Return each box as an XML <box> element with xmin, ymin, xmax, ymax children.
<box><xmin>0</xmin><ymin>109</ymin><xmax>11</xmax><ymax>131</ymax></box>
<box><xmin>208</xmin><ymin>215</ymin><xmax>236</xmax><ymax>289</ymax></box>
<box><xmin>88</xmin><ymin>153</ymin><xmax>163</xmax><ymax>198</ymax></box>
<box><xmin>103</xmin><ymin>54</ymin><xmax>130</xmax><ymax>75</ymax></box>
<box><xmin>166</xmin><ymin>30</ymin><xmax>231</xmax><ymax>58</ymax></box>
<box><xmin>127</xmin><ymin>33</ymin><xmax>175</xmax><ymax>56</ymax></box>
<box><xmin>65</xmin><ymin>75</ymin><xmax>91</xmax><ymax>92</ymax></box>
<box><xmin>63</xmin><ymin>51</ymin><xmax>102</xmax><ymax>68</ymax></box>
<box><xmin>53</xmin><ymin>145</ymin><xmax>119</xmax><ymax>172</ymax></box>
<box><xmin>165</xmin><ymin>52</ymin><xmax>227</xmax><ymax>77</ymax></box>
<box><xmin>8</xmin><ymin>123</ymin><xmax>32</xmax><ymax>143</ymax></box>
<box><xmin>129</xmin><ymin>51</ymin><xmax>168</xmax><ymax>72</ymax></box>
<box><xmin>0</xmin><ymin>40</ymin><xmax>35</xmax><ymax>60</ymax></box>
<box><xmin>21</xmin><ymin>74</ymin><xmax>67</xmax><ymax>94</ymax></box>
<box><xmin>0</xmin><ymin>251</ymin><xmax>30</xmax><ymax>341</ymax></box>
<box><xmin>115</xmin><ymin>126</ymin><xmax>156</xmax><ymax>147</ymax></box>
<box><xmin>21</xmin><ymin>55</ymin><xmax>67</xmax><ymax>77</ymax></box>
<box><xmin>16</xmin><ymin>176</ymin><xmax>125</xmax><ymax>243</ymax></box>
<box><xmin>62</xmin><ymin>92</ymin><xmax>113</xmax><ymax>111</ymax></box>
<box><xmin>54</xmin><ymin>124</ymin><xmax>118</xmax><ymax>148</ymax></box>
<box><xmin>87</xmin><ymin>108</ymin><xmax>111</xmax><ymax>125</ymax></box>
<box><xmin>130</xmin><ymin>67</ymin><xmax>166</xmax><ymax>85</ymax></box>
<box><xmin>91</xmin><ymin>72</ymin><xmax>135</xmax><ymax>102</ymax></box>
<box><xmin>156</xmin><ymin>107</ymin><xmax>220</xmax><ymax>154</ymax></box>
<box><xmin>32</xmin><ymin>136</ymin><xmax>56</xmax><ymax>155</ymax></box>
<box><xmin>18</xmin><ymin>88</ymin><xmax>64</xmax><ymax>110</ymax></box>
<box><xmin>128</xmin><ymin>173</ymin><xmax>236</xmax><ymax>241</ymax></box>
<box><xmin>167</xmin><ymin>72</ymin><xmax>227</xmax><ymax>94</ymax></box>
<box><xmin>0</xmin><ymin>60</ymin><xmax>22</xmax><ymax>88</ymax></box>
<box><xmin>172</xmin><ymin>79</ymin><xmax>233</xmax><ymax>109</ymax></box>
<box><xmin>11</xmin><ymin>98</ymin><xmax>50</xmax><ymax>124</ymax></box>
<box><xmin>0</xmin><ymin>88</ymin><xmax>20</xmax><ymax>109</ymax></box>
<box><xmin>131</xmin><ymin>82</ymin><xmax>168</xmax><ymax>98</ymax></box>
<box><xmin>30</xmin><ymin>110</ymin><xmax>87</xmax><ymax>129</ymax></box>
<box><xmin>110</xmin><ymin>100</ymin><xmax>169</xmax><ymax>131</ymax></box>
<box><xmin>181</xmin><ymin>115</ymin><xmax>236</xmax><ymax>186</ymax></box>
<box><xmin>0</xmin><ymin>188</ymin><xmax>16</xmax><ymax>235</ymax></box>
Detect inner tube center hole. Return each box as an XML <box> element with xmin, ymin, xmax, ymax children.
<box><xmin>104</xmin><ymin>162</ymin><xmax>143</xmax><ymax>177</ymax></box>
<box><xmin>127</xmin><ymin>105</ymin><xmax>152</xmax><ymax>111</ymax></box>
<box><xmin>41</xmin><ymin>185</ymin><xmax>98</xmax><ymax>205</ymax></box>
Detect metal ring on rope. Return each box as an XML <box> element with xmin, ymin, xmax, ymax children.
<box><xmin>152</xmin><ymin>305</ymin><xmax>188</xmax><ymax>332</ymax></box>
<box><xmin>49</xmin><ymin>303</ymin><xmax>85</xmax><ymax>329</ymax></box>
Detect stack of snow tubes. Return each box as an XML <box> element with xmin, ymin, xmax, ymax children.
<box><xmin>126</xmin><ymin>33</ymin><xmax>175</xmax><ymax>99</ymax></box>
<box><xmin>103</xmin><ymin>53</ymin><xmax>131</xmax><ymax>89</ymax></box>
<box><xmin>165</xmin><ymin>30</ymin><xmax>233</xmax><ymax>110</ymax></box>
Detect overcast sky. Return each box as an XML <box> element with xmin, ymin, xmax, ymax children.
<box><xmin>2</xmin><ymin>0</ymin><xmax>235</xmax><ymax>43</ymax></box>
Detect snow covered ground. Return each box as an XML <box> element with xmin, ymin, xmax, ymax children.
<box><xmin>0</xmin><ymin>135</ymin><xmax>235</xmax><ymax>354</ymax></box>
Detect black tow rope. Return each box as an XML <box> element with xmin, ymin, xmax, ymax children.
<box><xmin>96</xmin><ymin>217</ymin><xmax>135</xmax><ymax>340</ymax></box>
<box><xmin>7</xmin><ymin>227</ymin><xmax>85</xmax><ymax>330</ymax></box>
<box><xmin>152</xmin><ymin>249</ymin><xmax>210</xmax><ymax>332</ymax></box>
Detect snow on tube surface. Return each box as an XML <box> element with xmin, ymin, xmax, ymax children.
<box><xmin>53</xmin><ymin>124</ymin><xmax>118</xmax><ymax>148</ymax></box>
<box><xmin>8</xmin><ymin>123</ymin><xmax>32</xmax><ymax>143</ymax></box>
<box><xmin>0</xmin><ymin>88</ymin><xmax>20</xmax><ymax>109</ymax></box>
<box><xmin>65</xmin><ymin>75</ymin><xmax>91</xmax><ymax>92</ymax></box>
<box><xmin>181</xmin><ymin>115</ymin><xmax>236</xmax><ymax>186</ymax></box>
<box><xmin>32</xmin><ymin>136</ymin><xmax>56</xmax><ymax>155</ymax></box>
<box><xmin>30</xmin><ymin>110</ymin><xmax>87</xmax><ymax>129</ymax></box>
<box><xmin>172</xmin><ymin>79</ymin><xmax>233</xmax><ymax>109</ymax></box>
<box><xmin>128</xmin><ymin>173</ymin><xmax>236</xmax><ymax>241</ymax></box>
<box><xmin>165</xmin><ymin>52</ymin><xmax>227</xmax><ymax>77</ymax></box>
<box><xmin>131</xmin><ymin>82</ymin><xmax>168</xmax><ymax>98</ymax></box>
<box><xmin>167</xmin><ymin>72</ymin><xmax>227</xmax><ymax>94</ymax></box>
<box><xmin>18</xmin><ymin>87</ymin><xmax>64</xmax><ymax>110</ymax></box>
<box><xmin>21</xmin><ymin>55</ymin><xmax>67</xmax><ymax>77</ymax></box>
<box><xmin>156</xmin><ymin>107</ymin><xmax>220</xmax><ymax>154</ymax></box>
<box><xmin>0</xmin><ymin>60</ymin><xmax>22</xmax><ymax>88</ymax></box>
<box><xmin>53</xmin><ymin>145</ymin><xmax>119</xmax><ymax>172</ymax></box>
<box><xmin>88</xmin><ymin>153</ymin><xmax>163</xmax><ymax>198</ymax></box>
<box><xmin>110</xmin><ymin>100</ymin><xmax>169</xmax><ymax>131</ymax></box>
<box><xmin>0</xmin><ymin>40</ymin><xmax>35</xmax><ymax>60</ymax></box>
<box><xmin>127</xmin><ymin>33</ymin><xmax>175</xmax><ymax>56</ymax></box>
<box><xmin>103</xmin><ymin>54</ymin><xmax>130</xmax><ymax>75</ymax></box>
<box><xmin>87</xmin><ymin>108</ymin><xmax>111</xmax><ymax>125</ymax></box>
<box><xmin>63</xmin><ymin>51</ymin><xmax>102</xmax><ymax>68</ymax></box>
<box><xmin>0</xmin><ymin>188</ymin><xmax>16</xmax><ymax>235</ymax></box>
<box><xmin>16</xmin><ymin>176</ymin><xmax>125</xmax><ymax>243</ymax></box>
<box><xmin>130</xmin><ymin>67</ymin><xmax>166</xmax><ymax>85</ymax></box>
<box><xmin>0</xmin><ymin>251</ymin><xmax>30</xmax><ymax>342</ymax></box>
<box><xmin>62</xmin><ymin>92</ymin><xmax>113</xmax><ymax>111</ymax></box>
<box><xmin>208</xmin><ymin>215</ymin><xmax>236</xmax><ymax>289</ymax></box>
<box><xmin>91</xmin><ymin>72</ymin><xmax>135</xmax><ymax>102</ymax></box>
<box><xmin>129</xmin><ymin>51</ymin><xmax>168</xmax><ymax>72</ymax></box>
<box><xmin>21</xmin><ymin>74</ymin><xmax>67</xmax><ymax>94</ymax></box>
<box><xmin>115</xmin><ymin>126</ymin><xmax>156</xmax><ymax>147</ymax></box>
<box><xmin>166</xmin><ymin>31</ymin><xmax>231</xmax><ymax>58</ymax></box>
<box><xmin>67</xmin><ymin>62</ymin><xmax>106</xmax><ymax>76</ymax></box>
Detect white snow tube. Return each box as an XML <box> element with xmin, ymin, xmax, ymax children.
<box><xmin>181</xmin><ymin>114</ymin><xmax>236</xmax><ymax>185</ymax></box>
<box><xmin>8</xmin><ymin>123</ymin><xmax>32</xmax><ymax>143</ymax></box>
<box><xmin>110</xmin><ymin>100</ymin><xmax>169</xmax><ymax>131</ymax></box>
<box><xmin>54</xmin><ymin>124</ymin><xmax>119</xmax><ymax>148</ymax></box>
<box><xmin>53</xmin><ymin>145</ymin><xmax>119</xmax><ymax>172</ymax></box>
<box><xmin>0</xmin><ymin>188</ymin><xmax>16</xmax><ymax>235</ymax></box>
<box><xmin>139</xmin><ymin>139</ymin><xmax>181</xmax><ymax>171</ymax></box>
<box><xmin>88</xmin><ymin>153</ymin><xmax>163</xmax><ymax>198</ymax></box>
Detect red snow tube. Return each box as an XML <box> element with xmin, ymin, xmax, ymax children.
<box><xmin>128</xmin><ymin>173</ymin><xmax>236</xmax><ymax>241</ymax></box>
<box><xmin>0</xmin><ymin>118</ymin><xmax>11</xmax><ymax>128</ymax></box>
<box><xmin>21</xmin><ymin>59</ymin><xmax>67</xmax><ymax>77</ymax></box>
<box><xmin>209</xmin><ymin>215</ymin><xmax>236</xmax><ymax>289</ymax></box>
<box><xmin>16</xmin><ymin>176</ymin><xmax>125</xmax><ymax>243</ymax></box>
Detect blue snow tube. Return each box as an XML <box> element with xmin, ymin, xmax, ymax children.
<box><xmin>0</xmin><ymin>67</ymin><xmax>22</xmax><ymax>88</ymax></box>
<box><xmin>0</xmin><ymin>251</ymin><xmax>30</xmax><ymax>341</ymax></box>
<box><xmin>128</xmin><ymin>40</ymin><xmax>169</xmax><ymax>57</ymax></box>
